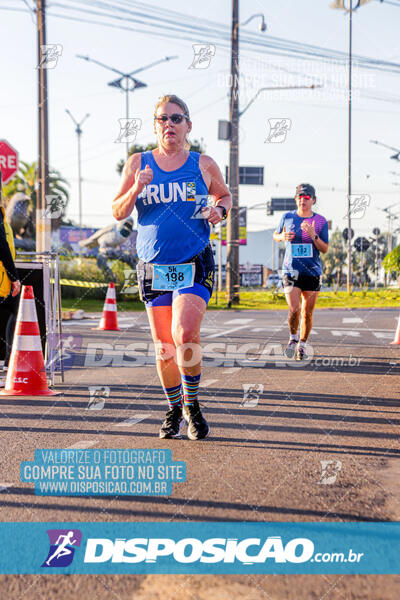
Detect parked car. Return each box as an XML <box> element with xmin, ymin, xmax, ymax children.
<box><xmin>265</xmin><ymin>274</ymin><xmax>283</xmax><ymax>289</ymax></box>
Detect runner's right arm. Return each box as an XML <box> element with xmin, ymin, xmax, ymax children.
<box><xmin>273</xmin><ymin>213</ymin><xmax>294</xmax><ymax>242</ymax></box>
<box><xmin>112</xmin><ymin>153</ymin><xmax>153</xmax><ymax>220</ymax></box>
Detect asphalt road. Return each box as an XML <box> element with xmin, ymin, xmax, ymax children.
<box><xmin>0</xmin><ymin>307</ymin><xmax>399</xmax><ymax>598</ymax></box>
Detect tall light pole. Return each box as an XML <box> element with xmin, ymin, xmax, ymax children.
<box><xmin>226</xmin><ymin>0</ymin><xmax>240</xmax><ymax>307</ymax></box>
<box><xmin>65</xmin><ymin>110</ymin><xmax>89</xmax><ymax>228</ymax></box>
<box><xmin>330</xmin><ymin>0</ymin><xmax>373</xmax><ymax>292</ymax></box>
<box><xmin>36</xmin><ymin>0</ymin><xmax>51</xmax><ymax>252</ymax></box>
<box><xmin>76</xmin><ymin>55</ymin><xmax>178</xmax><ymax>159</ymax></box>
<box><xmin>226</xmin><ymin>6</ymin><xmax>267</xmax><ymax>306</ymax></box>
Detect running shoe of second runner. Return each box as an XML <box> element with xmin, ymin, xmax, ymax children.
<box><xmin>159</xmin><ymin>405</ymin><xmax>183</xmax><ymax>439</ymax></box>
<box><xmin>182</xmin><ymin>401</ymin><xmax>210</xmax><ymax>440</ymax></box>
<box><xmin>295</xmin><ymin>345</ymin><xmax>308</xmax><ymax>361</ymax></box>
<box><xmin>284</xmin><ymin>339</ymin><xmax>298</xmax><ymax>359</ymax></box>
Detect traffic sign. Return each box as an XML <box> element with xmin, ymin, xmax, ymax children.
<box><xmin>372</xmin><ymin>227</ymin><xmax>380</xmax><ymax>236</ymax></box>
<box><xmin>342</xmin><ymin>227</ymin><xmax>354</xmax><ymax>241</ymax></box>
<box><xmin>0</xmin><ymin>140</ymin><xmax>18</xmax><ymax>184</ymax></box>
<box><xmin>354</xmin><ymin>237</ymin><xmax>370</xmax><ymax>252</ymax></box>
<box><xmin>225</xmin><ymin>166</ymin><xmax>264</xmax><ymax>185</ymax></box>
<box><xmin>268</xmin><ymin>198</ymin><xmax>297</xmax><ymax>215</ymax></box>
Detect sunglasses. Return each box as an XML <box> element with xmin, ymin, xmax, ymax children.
<box><xmin>297</xmin><ymin>195</ymin><xmax>313</xmax><ymax>200</ymax></box>
<box><xmin>154</xmin><ymin>113</ymin><xmax>189</xmax><ymax>125</ymax></box>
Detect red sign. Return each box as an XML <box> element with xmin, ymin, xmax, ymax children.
<box><xmin>0</xmin><ymin>140</ymin><xmax>18</xmax><ymax>184</ymax></box>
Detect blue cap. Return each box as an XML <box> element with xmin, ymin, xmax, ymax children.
<box><xmin>296</xmin><ymin>183</ymin><xmax>316</xmax><ymax>197</ymax></box>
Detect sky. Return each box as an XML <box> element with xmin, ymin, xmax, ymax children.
<box><xmin>1</xmin><ymin>0</ymin><xmax>400</xmax><ymax>240</ymax></box>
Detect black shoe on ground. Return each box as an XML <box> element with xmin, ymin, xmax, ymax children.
<box><xmin>159</xmin><ymin>405</ymin><xmax>183</xmax><ymax>439</ymax></box>
<box><xmin>182</xmin><ymin>401</ymin><xmax>210</xmax><ymax>440</ymax></box>
<box><xmin>295</xmin><ymin>346</ymin><xmax>308</xmax><ymax>361</ymax></box>
<box><xmin>284</xmin><ymin>340</ymin><xmax>298</xmax><ymax>358</ymax></box>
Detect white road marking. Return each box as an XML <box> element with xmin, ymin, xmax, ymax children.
<box><xmin>331</xmin><ymin>330</ymin><xmax>360</xmax><ymax>337</ymax></box>
<box><xmin>342</xmin><ymin>317</ymin><xmax>363</xmax><ymax>324</ymax></box>
<box><xmin>0</xmin><ymin>483</ymin><xmax>12</xmax><ymax>492</ymax></box>
<box><xmin>224</xmin><ymin>318</ymin><xmax>254</xmax><ymax>325</ymax></box>
<box><xmin>250</xmin><ymin>327</ymin><xmax>282</xmax><ymax>332</ymax></box>
<box><xmin>205</xmin><ymin>325</ymin><xmax>250</xmax><ymax>339</ymax></box>
<box><xmin>67</xmin><ymin>440</ymin><xmax>98</xmax><ymax>449</ymax></box>
<box><xmin>222</xmin><ymin>367</ymin><xmax>242</xmax><ymax>374</ymax></box>
<box><xmin>199</xmin><ymin>379</ymin><xmax>218</xmax><ymax>388</ymax></box>
<box><xmin>374</xmin><ymin>332</ymin><xmax>394</xmax><ymax>339</ymax></box>
<box><xmin>115</xmin><ymin>414</ymin><xmax>149</xmax><ymax>427</ymax></box>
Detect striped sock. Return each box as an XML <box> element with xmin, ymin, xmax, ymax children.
<box><xmin>163</xmin><ymin>384</ymin><xmax>183</xmax><ymax>409</ymax></box>
<box><xmin>182</xmin><ymin>373</ymin><xmax>201</xmax><ymax>406</ymax></box>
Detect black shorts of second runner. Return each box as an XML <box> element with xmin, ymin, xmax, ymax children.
<box><xmin>136</xmin><ymin>243</ymin><xmax>215</xmax><ymax>307</ymax></box>
<box><xmin>283</xmin><ymin>273</ymin><xmax>322</xmax><ymax>292</ymax></box>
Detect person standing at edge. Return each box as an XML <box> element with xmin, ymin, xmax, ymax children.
<box><xmin>273</xmin><ymin>184</ymin><xmax>329</xmax><ymax>361</ymax></box>
<box><xmin>0</xmin><ymin>180</ymin><xmax>21</xmax><ymax>376</ymax></box>
<box><xmin>112</xmin><ymin>94</ymin><xmax>232</xmax><ymax>439</ymax></box>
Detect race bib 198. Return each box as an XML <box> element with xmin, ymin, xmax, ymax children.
<box><xmin>151</xmin><ymin>263</ymin><xmax>195</xmax><ymax>291</ymax></box>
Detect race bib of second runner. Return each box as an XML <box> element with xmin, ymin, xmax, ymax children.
<box><xmin>291</xmin><ymin>243</ymin><xmax>313</xmax><ymax>258</ymax></box>
<box><xmin>151</xmin><ymin>263</ymin><xmax>195</xmax><ymax>291</ymax></box>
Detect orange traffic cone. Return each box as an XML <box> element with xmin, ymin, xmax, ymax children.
<box><xmin>0</xmin><ymin>285</ymin><xmax>59</xmax><ymax>396</ymax></box>
<box><xmin>391</xmin><ymin>315</ymin><xmax>400</xmax><ymax>345</ymax></box>
<box><xmin>93</xmin><ymin>282</ymin><xmax>120</xmax><ymax>331</ymax></box>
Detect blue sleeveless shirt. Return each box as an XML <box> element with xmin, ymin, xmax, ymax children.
<box><xmin>135</xmin><ymin>151</ymin><xmax>210</xmax><ymax>263</ymax></box>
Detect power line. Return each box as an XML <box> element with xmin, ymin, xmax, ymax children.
<box><xmin>26</xmin><ymin>0</ymin><xmax>400</xmax><ymax>74</ymax></box>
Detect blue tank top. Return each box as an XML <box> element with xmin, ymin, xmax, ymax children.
<box><xmin>135</xmin><ymin>151</ymin><xmax>210</xmax><ymax>263</ymax></box>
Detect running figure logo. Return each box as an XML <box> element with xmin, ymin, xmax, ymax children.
<box><xmin>115</xmin><ymin>118</ymin><xmax>142</xmax><ymax>143</ymax></box>
<box><xmin>241</xmin><ymin>384</ymin><xmax>264</xmax><ymax>407</ymax></box>
<box><xmin>318</xmin><ymin>460</ymin><xmax>342</xmax><ymax>485</ymax></box>
<box><xmin>189</xmin><ymin>44</ymin><xmax>216</xmax><ymax>70</ymax></box>
<box><xmin>38</xmin><ymin>44</ymin><xmax>63</xmax><ymax>69</ymax></box>
<box><xmin>345</xmin><ymin>194</ymin><xmax>370</xmax><ymax>220</ymax></box>
<box><xmin>42</xmin><ymin>529</ymin><xmax>82</xmax><ymax>568</ymax></box>
<box><xmin>265</xmin><ymin>118</ymin><xmax>292</xmax><ymax>143</ymax></box>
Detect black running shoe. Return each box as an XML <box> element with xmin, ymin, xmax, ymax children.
<box><xmin>182</xmin><ymin>401</ymin><xmax>210</xmax><ymax>440</ymax></box>
<box><xmin>295</xmin><ymin>346</ymin><xmax>308</xmax><ymax>361</ymax></box>
<box><xmin>284</xmin><ymin>340</ymin><xmax>298</xmax><ymax>358</ymax></box>
<box><xmin>159</xmin><ymin>405</ymin><xmax>183</xmax><ymax>439</ymax></box>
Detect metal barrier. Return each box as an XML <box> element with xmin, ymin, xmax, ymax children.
<box><xmin>15</xmin><ymin>251</ymin><xmax>63</xmax><ymax>385</ymax></box>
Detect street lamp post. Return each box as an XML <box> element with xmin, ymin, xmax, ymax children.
<box><xmin>76</xmin><ymin>55</ymin><xmax>178</xmax><ymax>160</ymax></box>
<box><xmin>65</xmin><ymin>110</ymin><xmax>89</xmax><ymax>228</ymax></box>
<box><xmin>331</xmin><ymin>0</ymin><xmax>374</xmax><ymax>291</ymax></box>
<box><xmin>226</xmin><ymin>0</ymin><xmax>240</xmax><ymax>307</ymax></box>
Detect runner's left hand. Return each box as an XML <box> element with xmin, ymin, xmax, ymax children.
<box><xmin>204</xmin><ymin>206</ymin><xmax>224</xmax><ymax>225</ymax></box>
<box><xmin>301</xmin><ymin>220</ymin><xmax>316</xmax><ymax>238</ymax></box>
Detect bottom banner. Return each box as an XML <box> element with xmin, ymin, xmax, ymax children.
<box><xmin>1</xmin><ymin>522</ymin><xmax>399</xmax><ymax>574</ymax></box>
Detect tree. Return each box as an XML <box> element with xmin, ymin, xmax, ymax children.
<box><xmin>116</xmin><ymin>138</ymin><xmax>206</xmax><ymax>175</ymax></box>
<box><xmin>383</xmin><ymin>245</ymin><xmax>400</xmax><ymax>282</ymax></box>
<box><xmin>321</xmin><ymin>229</ymin><xmax>346</xmax><ymax>288</ymax></box>
<box><xmin>2</xmin><ymin>160</ymin><xmax>70</xmax><ymax>229</ymax></box>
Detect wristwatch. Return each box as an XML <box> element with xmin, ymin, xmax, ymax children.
<box><xmin>217</xmin><ymin>205</ymin><xmax>228</xmax><ymax>220</ymax></box>
<box><xmin>313</xmin><ymin>234</ymin><xmax>319</xmax><ymax>241</ymax></box>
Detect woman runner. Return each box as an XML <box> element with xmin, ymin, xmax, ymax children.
<box><xmin>112</xmin><ymin>94</ymin><xmax>232</xmax><ymax>439</ymax></box>
<box><xmin>273</xmin><ymin>183</ymin><xmax>329</xmax><ymax>360</ymax></box>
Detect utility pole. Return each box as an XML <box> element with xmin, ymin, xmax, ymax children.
<box><xmin>346</xmin><ymin>0</ymin><xmax>353</xmax><ymax>293</ymax></box>
<box><xmin>226</xmin><ymin>0</ymin><xmax>240</xmax><ymax>306</ymax></box>
<box><xmin>65</xmin><ymin>110</ymin><xmax>90</xmax><ymax>228</ymax></box>
<box><xmin>36</xmin><ymin>0</ymin><xmax>51</xmax><ymax>252</ymax></box>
